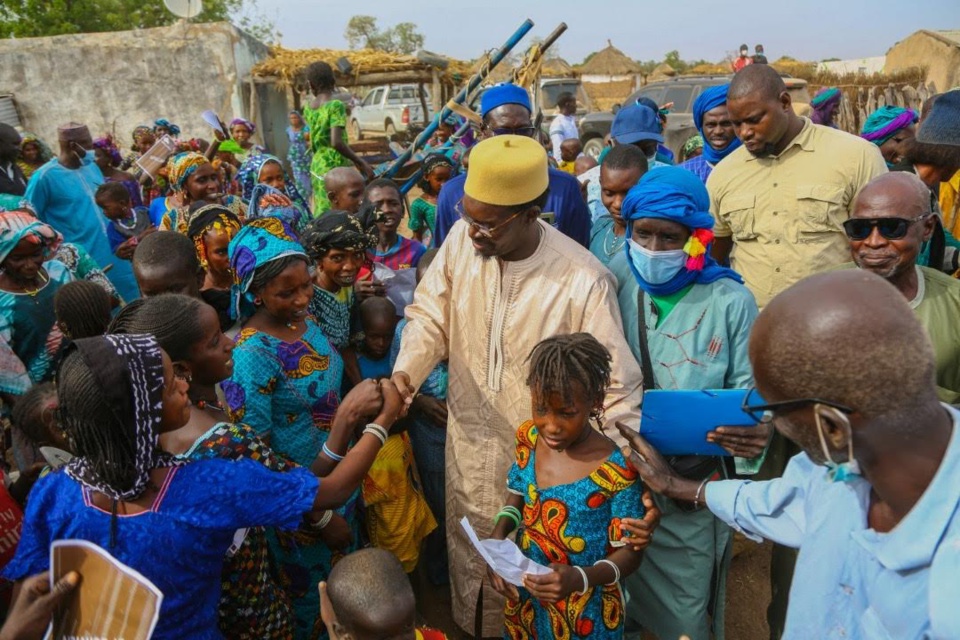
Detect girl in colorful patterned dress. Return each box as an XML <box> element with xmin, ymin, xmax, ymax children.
<box><xmin>287</xmin><ymin>110</ymin><xmax>313</xmax><ymax>206</ymax></box>
<box><xmin>488</xmin><ymin>333</ymin><xmax>644</xmax><ymax>640</ymax></box>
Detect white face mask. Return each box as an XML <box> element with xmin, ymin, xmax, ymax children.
<box><xmin>627</xmin><ymin>239</ymin><xmax>687</xmax><ymax>284</ymax></box>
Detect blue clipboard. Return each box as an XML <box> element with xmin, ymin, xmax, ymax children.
<box><xmin>638</xmin><ymin>389</ymin><xmax>759</xmax><ymax>456</ymax></box>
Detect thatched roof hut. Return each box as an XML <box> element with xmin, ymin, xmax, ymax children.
<box><xmin>578</xmin><ymin>41</ymin><xmax>641</xmax><ymax>82</ymax></box>
<box><xmin>251</xmin><ymin>46</ymin><xmax>471</xmax><ymax>89</ymax></box>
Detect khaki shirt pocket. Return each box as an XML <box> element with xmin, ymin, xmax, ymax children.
<box><xmin>796</xmin><ymin>184</ymin><xmax>846</xmax><ymax>239</ymax></box>
<box><xmin>718</xmin><ymin>193</ymin><xmax>758</xmax><ymax>241</ymax></box>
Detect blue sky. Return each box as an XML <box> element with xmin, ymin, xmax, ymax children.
<box><xmin>255</xmin><ymin>0</ymin><xmax>957</xmax><ymax>64</ymax></box>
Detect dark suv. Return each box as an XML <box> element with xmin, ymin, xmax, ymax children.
<box><xmin>579</xmin><ymin>74</ymin><xmax>810</xmax><ymax>158</ymax></box>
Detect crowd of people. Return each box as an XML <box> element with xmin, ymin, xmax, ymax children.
<box><xmin>0</xmin><ymin>57</ymin><xmax>958</xmax><ymax>640</ymax></box>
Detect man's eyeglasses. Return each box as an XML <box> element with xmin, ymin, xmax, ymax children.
<box><xmin>478</xmin><ymin>124</ymin><xmax>538</xmax><ymax>138</ymax></box>
<box><xmin>842</xmin><ymin>214</ymin><xmax>930</xmax><ymax>241</ymax></box>
<box><xmin>455</xmin><ymin>200</ymin><xmax>526</xmax><ymax>238</ymax></box>
<box><xmin>740</xmin><ymin>386</ymin><xmax>854</xmax><ymax>424</ymax></box>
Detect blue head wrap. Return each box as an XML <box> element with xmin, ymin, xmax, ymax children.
<box><xmin>693</xmin><ymin>84</ymin><xmax>742</xmax><ymax>165</ymax></box>
<box><xmin>480</xmin><ymin>83</ymin><xmax>531</xmax><ymax>118</ymax></box>
<box><xmin>621</xmin><ymin>167</ymin><xmax>743</xmax><ymax>296</ymax></box>
<box><xmin>228</xmin><ymin>218</ymin><xmax>307</xmax><ymax>320</ymax></box>
<box><xmin>246</xmin><ymin>183</ymin><xmax>308</xmax><ymax>238</ymax></box>
<box><xmin>238</xmin><ymin>153</ymin><xmax>311</xmax><ymax>217</ymax></box>
<box><xmin>154</xmin><ymin>119</ymin><xmax>181</xmax><ymax>136</ymax></box>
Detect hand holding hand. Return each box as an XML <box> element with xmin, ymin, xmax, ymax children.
<box><xmin>317</xmin><ymin>513</ymin><xmax>353</xmax><ymax>551</ymax></box>
<box><xmin>338</xmin><ymin>378</ymin><xmax>383</xmax><ymax>426</ymax></box>
<box><xmin>377</xmin><ymin>378</ymin><xmax>406</xmax><ymax>429</ymax></box>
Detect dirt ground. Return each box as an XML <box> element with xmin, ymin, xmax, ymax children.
<box><xmin>413</xmin><ymin>537</ymin><xmax>772</xmax><ymax>640</ymax></box>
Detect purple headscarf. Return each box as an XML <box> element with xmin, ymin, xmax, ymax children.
<box><xmin>810</xmin><ymin>88</ymin><xmax>842</xmax><ymax>126</ymax></box>
<box><xmin>230</xmin><ymin>118</ymin><xmax>256</xmax><ymax>135</ymax></box>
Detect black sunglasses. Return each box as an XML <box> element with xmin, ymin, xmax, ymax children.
<box><xmin>740</xmin><ymin>386</ymin><xmax>854</xmax><ymax>424</ymax></box>
<box><xmin>842</xmin><ymin>214</ymin><xmax>930</xmax><ymax>241</ymax></box>
<box><xmin>483</xmin><ymin>125</ymin><xmax>538</xmax><ymax>138</ymax></box>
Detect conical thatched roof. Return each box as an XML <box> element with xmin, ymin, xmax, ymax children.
<box><xmin>578</xmin><ymin>41</ymin><xmax>641</xmax><ymax>76</ymax></box>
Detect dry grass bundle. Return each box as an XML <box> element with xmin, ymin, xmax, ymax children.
<box><xmin>252</xmin><ymin>46</ymin><xmax>472</xmax><ymax>87</ymax></box>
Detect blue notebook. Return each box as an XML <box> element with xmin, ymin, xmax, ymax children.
<box><xmin>638</xmin><ymin>389</ymin><xmax>760</xmax><ymax>456</ymax></box>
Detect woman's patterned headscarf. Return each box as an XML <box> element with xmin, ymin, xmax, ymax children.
<box><xmin>132</xmin><ymin>125</ymin><xmax>153</xmax><ymax>146</ymax></box>
<box><xmin>61</xmin><ymin>334</ymin><xmax>184</xmax><ymax>502</ymax></box>
<box><xmin>185</xmin><ymin>203</ymin><xmax>242</xmax><ymax>269</ymax></box>
<box><xmin>238</xmin><ymin>154</ymin><xmax>311</xmax><ymax>218</ymax></box>
<box><xmin>0</xmin><ymin>210</ymin><xmax>63</xmax><ymax>264</ymax></box>
<box><xmin>228</xmin><ymin>218</ymin><xmax>307</xmax><ymax>319</ymax></box>
<box><xmin>230</xmin><ymin>118</ymin><xmax>257</xmax><ymax>134</ymax></box>
<box><xmin>246</xmin><ymin>184</ymin><xmax>308</xmax><ymax>238</ymax></box>
<box><xmin>168</xmin><ymin>152</ymin><xmax>210</xmax><ymax>193</ymax></box>
<box><xmin>93</xmin><ymin>135</ymin><xmax>123</xmax><ymax>168</ymax></box>
<box><xmin>300</xmin><ymin>210</ymin><xmax>377</xmax><ymax>261</ymax></box>
<box><xmin>154</xmin><ymin>119</ymin><xmax>181</xmax><ymax>136</ymax></box>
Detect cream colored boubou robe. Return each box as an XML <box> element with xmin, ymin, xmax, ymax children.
<box><xmin>394</xmin><ymin>220</ymin><xmax>643</xmax><ymax>635</ymax></box>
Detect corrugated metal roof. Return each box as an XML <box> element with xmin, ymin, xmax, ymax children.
<box><xmin>0</xmin><ymin>95</ymin><xmax>21</xmax><ymax>128</ymax></box>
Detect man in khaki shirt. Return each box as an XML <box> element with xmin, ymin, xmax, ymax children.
<box><xmin>708</xmin><ymin>65</ymin><xmax>887</xmax><ymax>308</ymax></box>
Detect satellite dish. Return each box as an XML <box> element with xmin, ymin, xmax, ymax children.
<box><xmin>164</xmin><ymin>0</ymin><xmax>203</xmax><ymax>19</ymax></box>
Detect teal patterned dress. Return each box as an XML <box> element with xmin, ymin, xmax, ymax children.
<box><xmin>222</xmin><ymin>319</ymin><xmax>360</xmax><ymax>640</ymax></box>
<box><xmin>505</xmin><ymin>421</ymin><xmax>642</xmax><ymax>640</ymax></box>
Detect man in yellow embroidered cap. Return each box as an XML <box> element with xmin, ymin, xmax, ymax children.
<box><xmin>391</xmin><ymin>135</ymin><xmax>650</xmax><ymax>637</ymax></box>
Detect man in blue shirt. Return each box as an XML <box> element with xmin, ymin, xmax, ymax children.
<box><xmin>434</xmin><ymin>83</ymin><xmax>591</xmax><ymax>247</ymax></box>
<box><xmin>26</xmin><ymin>123</ymin><xmax>139</xmax><ymax>302</ymax></box>
<box><xmin>618</xmin><ymin>269</ymin><xmax>960</xmax><ymax>639</ymax></box>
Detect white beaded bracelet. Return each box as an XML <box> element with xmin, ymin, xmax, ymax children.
<box><xmin>573</xmin><ymin>565</ymin><xmax>589</xmax><ymax>594</ymax></box>
<box><xmin>309</xmin><ymin>510</ymin><xmax>334</xmax><ymax>529</ymax></box>
<box><xmin>363</xmin><ymin>423</ymin><xmax>388</xmax><ymax>445</ymax></box>
<box><xmin>594</xmin><ymin>559</ymin><xmax>621</xmax><ymax>585</ymax></box>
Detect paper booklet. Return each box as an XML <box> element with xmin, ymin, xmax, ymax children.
<box><xmin>49</xmin><ymin>539</ymin><xmax>163</xmax><ymax>640</ymax></box>
<box><xmin>460</xmin><ymin>517</ymin><xmax>551</xmax><ymax>587</ymax></box>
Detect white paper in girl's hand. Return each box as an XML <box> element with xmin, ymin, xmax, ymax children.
<box><xmin>201</xmin><ymin>110</ymin><xmax>226</xmax><ymax>135</ymax></box>
<box><xmin>460</xmin><ymin>517</ymin><xmax>552</xmax><ymax>586</ymax></box>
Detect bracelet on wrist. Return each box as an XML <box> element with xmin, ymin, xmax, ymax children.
<box><xmin>573</xmin><ymin>565</ymin><xmax>589</xmax><ymax>594</ymax></box>
<box><xmin>362</xmin><ymin>423</ymin><xmax>388</xmax><ymax>445</ymax></box>
<box><xmin>322</xmin><ymin>442</ymin><xmax>345</xmax><ymax>462</ymax></box>
<box><xmin>594</xmin><ymin>558</ymin><xmax>621</xmax><ymax>585</ymax></box>
<box><xmin>493</xmin><ymin>505</ymin><xmax>522</xmax><ymax>530</ymax></box>
<box><xmin>694</xmin><ymin>477</ymin><xmax>711</xmax><ymax>507</ymax></box>
<box><xmin>308</xmin><ymin>510</ymin><xmax>334</xmax><ymax>529</ymax></box>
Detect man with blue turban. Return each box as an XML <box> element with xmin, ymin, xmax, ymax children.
<box><xmin>433</xmin><ymin>83</ymin><xmax>591</xmax><ymax>248</ymax></box>
<box><xmin>682</xmin><ymin>84</ymin><xmax>741</xmax><ymax>183</ymax></box>
<box><xmin>608</xmin><ymin>167</ymin><xmax>767</xmax><ymax>640</ymax></box>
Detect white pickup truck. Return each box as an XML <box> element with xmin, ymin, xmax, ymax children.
<box><xmin>349</xmin><ymin>84</ymin><xmax>432</xmax><ymax>140</ymax></box>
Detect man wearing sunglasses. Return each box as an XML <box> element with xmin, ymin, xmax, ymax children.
<box><xmin>392</xmin><ymin>134</ymin><xmax>647</xmax><ymax>637</ymax></box>
<box><xmin>618</xmin><ymin>270</ymin><xmax>960</xmax><ymax>639</ymax></box>
<box><xmin>433</xmin><ymin>83</ymin><xmax>591</xmax><ymax>248</ymax></box>
<box><xmin>842</xmin><ymin>172</ymin><xmax>960</xmax><ymax>403</ymax></box>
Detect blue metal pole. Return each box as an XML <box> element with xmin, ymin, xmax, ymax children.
<box><xmin>381</xmin><ymin>18</ymin><xmax>535</xmax><ymax>179</ymax></box>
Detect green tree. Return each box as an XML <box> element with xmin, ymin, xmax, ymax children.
<box><xmin>0</xmin><ymin>0</ymin><xmax>279</xmax><ymax>42</ymax></box>
<box><xmin>344</xmin><ymin>15</ymin><xmax>424</xmax><ymax>55</ymax></box>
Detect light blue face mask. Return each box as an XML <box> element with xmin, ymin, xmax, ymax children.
<box><xmin>814</xmin><ymin>404</ymin><xmax>861</xmax><ymax>483</ymax></box>
<box><xmin>627</xmin><ymin>238</ymin><xmax>687</xmax><ymax>285</ymax></box>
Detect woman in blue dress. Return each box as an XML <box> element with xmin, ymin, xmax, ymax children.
<box><xmin>221</xmin><ymin>218</ymin><xmax>366</xmax><ymax>639</ymax></box>
<box><xmin>2</xmin><ymin>333</ymin><xmax>402</xmax><ymax>640</ymax></box>
<box><xmin>287</xmin><ymin>111</ymin><xmax>313</xmax><ymax>207</ymax></box>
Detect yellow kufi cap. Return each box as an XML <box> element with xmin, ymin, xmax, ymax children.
<box><xmin>464</xmin><ymin>135</ymin><xmax>549</xmax><ymax>206</ymax></box>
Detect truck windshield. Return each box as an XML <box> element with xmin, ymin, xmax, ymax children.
<box><xmin>541</xmin><ymin>82</ymin><xmax>581</xmax><ymax>110</ymax></box>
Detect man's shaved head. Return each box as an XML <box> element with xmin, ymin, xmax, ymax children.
<box><xmin>324</xmin><ymin>167</ymin><xmax>366</xmax><ymax>214</ymax></box>
<box><xmin>751</xmin><ymin>270</ymin><xmax>936</xmax><ymax>421</ymax></box>
<box><xmin>729</xmin><ymin>64</ymin><xmax>788</xmax><ymax>102</ymax></box>
<box><xmin>326</xmin><ymin>548</ymin><xmax>415</xmax><ymax>637</ymax></box>
<box><xmin>855</xmin><ymin>172</ymin><xmax>930</xmax><ymax>218</ymax></box>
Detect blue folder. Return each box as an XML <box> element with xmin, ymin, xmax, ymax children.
<box><xmin>638</xmin><ymin>389</ymin><xmax>760</xmax><ymax>456</ymax></box>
